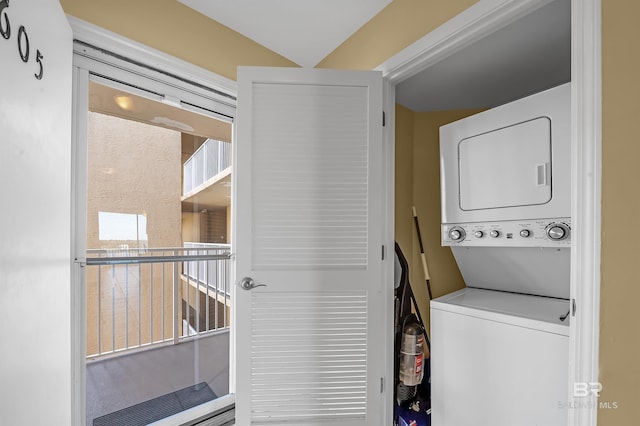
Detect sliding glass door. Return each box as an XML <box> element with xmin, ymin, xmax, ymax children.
<box><xmin>74</xmin><ymin>47</ymin><xmax>236</xmax><ymax>425</ymax></box>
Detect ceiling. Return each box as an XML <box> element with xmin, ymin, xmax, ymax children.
<box><xmin>396</xmin><ymin>0</ymin><xmax>571</xmax><ymax>112</ymax></box>
<box><xmin>178</xmin><ymin>0</ymin><xmax>570</xmax><ymax>112</ymax></box>
<box><xmin>178</xmin><ymin>0</ymin><xmax>392</xmax><ymax>68</ymax></box>
<box><xmin>91</xmin><ymin>0</ymin><xmax>570</xmax><ymax>123</ymax></box>
<box><xmin>89</xmin><ymin>82</ymin><xmax>232</xmax><ymax>141</ymax></box>
<box><xmin>181</xmin><ymin>169</ymin><xmax>232</xmax><ymax>209</ymax></box>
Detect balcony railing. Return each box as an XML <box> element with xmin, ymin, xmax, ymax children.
<box><xmin>183</xmin><ymin>138</ymin><xmax>231</xmax><ymax>195</ymax></box>
<box><xmin>183</xmin><ymin>243</ymin><xmax>231</xmax><ymax>331</ymax></box>
<box><xmin>183</xmin><ymin>243</ymin><xmax>231</xmax><ymax>294</ymax></box>
<box><xmin>85</xmin><ymin>244</ymin><xmax>231</xmax><ymax>359</ymax></box>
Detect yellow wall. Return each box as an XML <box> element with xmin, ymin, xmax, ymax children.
<box><xmin>396</xmin><ymin>106</ymin><xmax>482</xmax><ymax>331</ymax></box>
<box><xmin>599</xmin><ymin>1</ymin><xmax>640</xmax><ymax>423</ymax></box>
<box><xmin>411</xmin><ymin>110</ymin><xmax>484</xmax><ymax>314</ymax></box>
<box><xmin>317</xmin><ymin>0</ymin><xmax>479</xmax><ymax>70</ymax></box>
<box><xmin>59</xmin><ymin>0</ymin><xmax>297</xmax><ymax>80</ymax></box>
<box><xmin>395</xmin><ymin>104</ymin><xmax>415</xmax><ymax>256</ymax></box>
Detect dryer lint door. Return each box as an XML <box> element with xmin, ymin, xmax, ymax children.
<box><xmin>458</xmin><ymin>117</ymin><xmax>551</xmax><ymax>211</ymax></box>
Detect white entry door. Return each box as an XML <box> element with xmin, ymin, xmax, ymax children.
<box><xmin>234</xmin><ymin>67</ymin><xmax>388</xmax><ymax>426</ymax></box>
<box><xmin>0</xmin><ymin>0</ymin><xmax>73</xmax><ymax>424</ymax></box>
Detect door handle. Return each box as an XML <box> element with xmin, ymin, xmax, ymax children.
<box><xmin>239</xmin><ymin>277</ymin><xmax>267</xmax><ymax>291</ymax></box>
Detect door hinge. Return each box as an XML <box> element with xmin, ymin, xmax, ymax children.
<box><xmin>572</xmin><ymin>298</ymin><xmax>577</xmax><ymax>317</ymax></box>
<box><xmin>380</xmin><ymin>377</ymin><xmax>384</xmax><ymax>393</ymax></box>
<box><xmin>381</xmin><ymin>245</ymin><xmax>386</xmax><ymax>260</ymax></box>
<box><xmin>382</xmin><ymin>111</ymin><xmax>386</xmax><ymax>127</ymax></box>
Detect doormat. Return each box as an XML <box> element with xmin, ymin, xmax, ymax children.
<box><xmin>93</xmin><ymin>382</ymin><xmax>216</xmax><ymax>426</ymax></box>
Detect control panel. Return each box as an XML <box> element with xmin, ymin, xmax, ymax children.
<box><xmin>442</xmin><ymin>218</ymin><xmax>571</xmax><ymax>247</ymax></box>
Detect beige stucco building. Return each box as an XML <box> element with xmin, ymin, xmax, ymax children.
<box><xmin>85</xmin><ymin>111</ymin><xmax>182</xmax><ymax>354</ymax></box>
<box><xmin>85</xmin><ymin>108</ymin><xmax>231</xmax><ymax>356</ymax></box>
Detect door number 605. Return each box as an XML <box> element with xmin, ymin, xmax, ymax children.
<box><xmin>1</xmin><ymin>0</ymin><xmax>44</xmax><ymax>80</ymax></box>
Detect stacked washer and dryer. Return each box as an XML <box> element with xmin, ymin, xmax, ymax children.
<box><xmin>431</xmin><ymin>83</ymin><xmax>571</xmax><ymax>426</ymax></box>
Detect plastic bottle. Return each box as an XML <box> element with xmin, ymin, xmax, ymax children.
<box><xmin>399</xmin><ymin>323</ymin><xmax>425</xmax><ymax>386</ymax></box>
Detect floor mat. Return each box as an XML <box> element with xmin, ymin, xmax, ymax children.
<box><xmin>93</xmin><ymin>382</ymin><xmax>216</xmax><ymax>426</ymax></box>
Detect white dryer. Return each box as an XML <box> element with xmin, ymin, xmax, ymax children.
<box><xmin>432</xmin><ymin>83</ymin><xmax>572</xmax><ymax>426</ymax></box>
<box><xmin>439</xmin><ymin>83</ymin><xmax>571</xmax><ymax>227</ymax></box>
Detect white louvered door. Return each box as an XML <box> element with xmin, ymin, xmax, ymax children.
<box><xmin>234</xmin><ymin>67</ymin><xmax>386</xmax><ymax>426</ymax></box>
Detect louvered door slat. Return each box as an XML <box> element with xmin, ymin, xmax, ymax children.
<box><xmin>251</xmin><ymin>292</ymin><xmax>367</xmax><ymax>423</ymax></box>
<box><xmin>251</xmin><ymin>83</ymin><xmax>369</xmax><ymax>270</ymax></box>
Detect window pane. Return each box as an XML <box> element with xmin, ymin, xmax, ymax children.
<box><xmin>85</xmin><ymin>80</ymin><xmax>233</xmax><ymax>425</ymax></box>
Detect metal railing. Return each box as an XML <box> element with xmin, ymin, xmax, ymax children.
<box><xmin>182</xmin><ymin>243</ymin><xmax>231</xmax><ymax>333</ymax></box>
<box><xmin>183</xmin><ymin>243</ymin><xmax>231</xmax><ymax>294</ymax></box>
<box><xmin>183</xmin><ymin>139</ymin><xmax>231</xmax><ymax>195</ymax></box>
<box><xmin>85</xmin><ymin>245</ymin><xmax>231</xmax><ymax>359</ymax></box>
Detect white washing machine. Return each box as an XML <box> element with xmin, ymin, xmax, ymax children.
<box><xmin>433</xmin><ymin>83</ymin><xmax>572</xmax><ymax>426</ymax></box>
<box><xmin>431</xmin><ymin>288</ymin><xmax>569</xmax><ymax>426</ymax></box>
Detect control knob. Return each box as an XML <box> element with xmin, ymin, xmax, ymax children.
<box><xmin>449</xmin><ymin>227</ymin><xmax>466</xmax><ymax>242</ymax></box>
<box><xmin>489</xmin><ymin>230</ymin><xmax>500</xmax><ymax>238</ymax></box>
<box><xmin>545</xmin><ymin>223</ymin><xmax>570</xmax><ymax>241</ymax></box>
<box><xmin>520</xmin><ymin>229</ymin><xmax>531</xmax><ymax>238</ymax></box>
<box><xmin>474</xmin><ymin>231</ymin><xmax>484</xmax><ymax>238</ymax></box>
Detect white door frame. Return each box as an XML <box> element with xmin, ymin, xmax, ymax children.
<box><xmin>377</xmin><ymin>1</ymin><xmax>602</xmax><ymax>425</ymax></box>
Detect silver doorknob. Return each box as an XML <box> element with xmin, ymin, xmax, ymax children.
<box><xmin>239</xmin><ymin>277</ymin><xmax>267</xmax><ymax>290</ymax></box>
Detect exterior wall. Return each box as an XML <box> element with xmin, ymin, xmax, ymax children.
<box><xmin>87</xmin><ymin>112</ymin><xmax>182</xmax><ymax>251</ymax></box>
<box><xmin>86</xmin><ymin>112</ymin><xmax>182</xmax><ymax>354</ymax></box>
<box><xmin>182</xmin><ymin>210</ymin><xmax>228</xmax><ymax>244</ymax></box>
<box><xmin>201</xmin><ymin>209</ymin><xmax>228</xmax><ymax>244</ymax></box>
<box><xmin>599</xmin><ymin>1</ymin><xmax>640</xmax><ymax>423</ymax></box>
<box><xmin>182</xmin><ymin>212</ymin><xmax>201</xmax><ymax>243</ymax></box>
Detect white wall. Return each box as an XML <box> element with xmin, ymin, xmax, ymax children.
<box><xmin>0</xmin><ymin>0</ymin><xmax>73</xmax><ymax>423</ymax></box>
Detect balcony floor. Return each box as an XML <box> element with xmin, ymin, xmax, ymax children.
<box><xmin>86</xmin><ymin>331</ymin><xmax>229</xmax><ymax>425</ymax></box>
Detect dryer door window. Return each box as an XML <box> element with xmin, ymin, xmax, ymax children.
<box><xmin>458</xmin><ymin>117</ymin><xmax>552</xmax><ymax>211</ymax></box>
